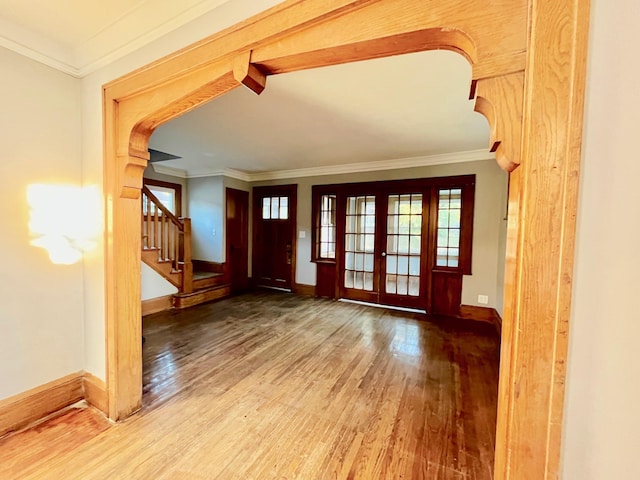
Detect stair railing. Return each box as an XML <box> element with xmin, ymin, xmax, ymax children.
<box><xmin>141</xmin><ymin>185</ymin><xmax>193</xmax><ymax>293</ymax></box>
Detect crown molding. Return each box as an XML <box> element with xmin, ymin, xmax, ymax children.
<box><xmin>188</xmin><ymin>168</ymin><xmax>252</xmax><ymax>182</ymax></box>
<box><xmin>0</xmin><ymin>0</ymin><xmax>234</xmax><ymax>78</ymax></box>
<box><xmin>183</xmin><ymin>150</ymin><xmax>496</xmax><ymax>182</ymax></box>
<box><xmin>151</xmin><ymin>164</ymin><xmax>188</xmax><ymax>178</ymax></box>
<box><xmin>75</xmin><ymin>0</ymin><xmax>234</xmax><ymax>77</ymax></box>
<box><xmin>246</xmin><ymin>149</ymin><xmax>495</xmax><ymax>182</ymax></box>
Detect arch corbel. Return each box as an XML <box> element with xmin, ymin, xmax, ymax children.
<box><xmin>472</xmin><ymin>72</ymin><xmax>525</xmax><ymax>172</ymax></box>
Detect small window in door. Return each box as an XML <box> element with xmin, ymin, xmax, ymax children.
<box><xmin>262</xmin><ymin>196</ymin><xmax>289</xmax><ymax>220</ymax></box>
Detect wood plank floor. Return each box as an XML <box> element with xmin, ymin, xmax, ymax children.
<box><xmin>1</xmin><ymin>291</ymin><xmax>499</xmax><ymax>479</ymax></box>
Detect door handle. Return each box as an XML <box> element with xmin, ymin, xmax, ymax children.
<box><xmin>381</xmin><ymin>252</ymin><xmax>387</xmax><ymax>257</ymax></box>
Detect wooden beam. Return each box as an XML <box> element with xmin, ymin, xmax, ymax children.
<box><xmin>233</xmin><ymin>51</ymin><xmax>267</xmax><ymax>95</ymax></box>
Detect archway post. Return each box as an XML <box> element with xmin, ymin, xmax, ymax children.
<box><xmin>102</xmin><ymin>0</ymin><xmax>590</xmax><ymax>476</ymax></box>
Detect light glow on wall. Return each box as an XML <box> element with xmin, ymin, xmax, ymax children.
<box><xmin>27</xmin><ymin>184</ymin><xmax>101</xmax><ymax>265</ymax></box>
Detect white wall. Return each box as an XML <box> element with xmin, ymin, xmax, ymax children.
<box><xmin>253</xmin><ymin>159</ymin><xmax>508</xmax><ymax>310</ymax></box>
<box><xmin>562</xmin><ymin>0</ymin><xmax>640</xmax><ymax>478</ymax></box>
<box><xmin>0</xmin><ymin>47</ymin><xmax>84</xmax><ymax>399</ymax></box>
<box><xmin>189</xmin><ymin>176</ymin><xmax>224</xmax><ymax>262</ymax></box>
<box><xmin>141</xmin><ymin>264</ymin><xmax>178</xmax><ymax>301</ymax></box>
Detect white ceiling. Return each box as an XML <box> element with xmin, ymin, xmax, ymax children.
<box><xmin>0</xmin><ymin>0</ymin><xmax>234</xmax><ymax>75</ymax></box>
<box><xmin>150</xmin><ymin>50</ymin><xmax>490</xmax><ymax>178</ymax></box>
<box><xmin>0</xmin><ymin>0</ymin><xmax>492</xmax><ymax>178</ymax></box>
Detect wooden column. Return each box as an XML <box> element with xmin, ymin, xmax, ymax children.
<box><xmin>493</xmin><ymin>0</ymin><xmax>591</xmax><ymax>477</ymax></box>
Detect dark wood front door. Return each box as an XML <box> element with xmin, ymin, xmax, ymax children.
<box><xmin>253</xmin><ymin>185</ymin><xmax>297</xmax><ymax>290</ymax></box>
<box><xmin>226</xmin><ymin>188</ymin><xmax>249</xmax><ymax>293</ymax></box>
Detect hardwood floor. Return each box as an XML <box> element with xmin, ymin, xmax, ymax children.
<box><xmin>1</xmin><ymin>291</ymin><xmax>499</xmax><ymax>479</ymax></box>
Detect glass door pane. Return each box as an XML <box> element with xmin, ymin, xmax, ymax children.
<box><xmin>344</xmin><ymin>195</ymin><xmax>376</xmax><ymax>292</ymax></box>
<box><xmin>384</xmin><ymin>193</ymin><xmax>423</xmax><ymax>300</ymax></box>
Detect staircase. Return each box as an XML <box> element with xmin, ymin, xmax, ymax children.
<box><xmin>141</xmin><ymin>185</ymin><xmax>230</xmax><ymax>310</ymax></box>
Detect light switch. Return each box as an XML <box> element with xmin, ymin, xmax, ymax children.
<box><xmin>299</xmin><ymin>230</ymin><xmax>306</xmax><ymax>239</ymax></box>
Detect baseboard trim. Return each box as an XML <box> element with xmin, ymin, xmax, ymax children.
<box><xmin>459</xmin><ymin>304</ymin><xmax>502</xmax><ymax>335</ymax></box>
<box><xmin>0</xmin><ymin>372</ymin><xmax>84</xmax><ymax>438</ymax></box>
<box><xmin>83</xmin><ymin>373</ymin><xmax>107</xmax><ymax>414</ymax></box>
<box><xmin>142</xmin><ymin>294</ymin><xmax>174</xmax><ymax>316</ymax></box>
<box><xmin>293</xmin><ymin>283</ymin><xmax>316</xmax><ymax>297</ymax></box>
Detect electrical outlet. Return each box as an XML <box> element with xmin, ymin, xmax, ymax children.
<box><xmin>478</xmin><ymin>294</ymin><xmax>489</xmax><ymax>305</ymax></box>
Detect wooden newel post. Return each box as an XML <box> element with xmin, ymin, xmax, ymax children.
<box><xmin>182</xmin><ymin>218</ymin><xmax>193</xmax><ymax>294</ymax></box>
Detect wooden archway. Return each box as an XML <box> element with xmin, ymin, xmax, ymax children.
<box><xmin>103</xmin><ymin>1</ymin><xmax>589</xmax><ymax>477</ymax></box>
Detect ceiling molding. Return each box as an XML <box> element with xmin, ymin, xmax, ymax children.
<box><xmin>0</xmin><ymin>34</ymin><xmax>80</xmax><ymax>76</ymax></box>
<box><xmin>75</xmin><ymin>0</ymin><xmax>234</xmax><ymax>77</ymax></box>
<box><xmin>183</xmin><ymin>149</ymin><xmax>496</xmax><ymax>182</ymax></box>
<box><xmin>245</xmin><ymin>149</ymin><xmax>496</xmax><ymax>182</ymax></box>
<box><xmin>151</xmin><ymin>164</ymin><xmax>188</xmax><ymax>178</ymax></box>
<box><xmin>188</xmin><ymin>168</ymin><xmax>252</xmax><ymax>182</ymax></box>
<box><xmin>0</xmin><ymin>0</ymin><xmax>234</xmax><ymax>78</ymax></box>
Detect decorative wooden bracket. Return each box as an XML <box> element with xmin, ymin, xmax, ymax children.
<box><xmin>117</xmin><ymin>147</ymin><xmax>149</xmax><ymax>199</ymax></box>
<box><xmin>232</xmin><ymin>51</ymin><xmax>267</xmax><ymax>95</ymax></box>
<box><xmin>472</xmin><ymin>72</ymin><xmax>525</xmax><ymax>172</ymax></box>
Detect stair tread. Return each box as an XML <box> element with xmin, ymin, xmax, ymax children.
<box><xmin>193</xmin><ymin>271</ymin><xmax>224</xmax><ymax>280</ymax></box>
<box><xmin>174</xmin><ymin>283</ymin><xmax>230</xmax><ymax>298</ymax></box>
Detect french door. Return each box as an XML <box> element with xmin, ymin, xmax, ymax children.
<box><xmin>340</xmin><ymin>190</ymin><xmax>429</xmax><ymax>310</ymax></box>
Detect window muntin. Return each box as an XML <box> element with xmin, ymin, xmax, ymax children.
<box><xmin>385</xmin><ymin>193</ymin><xmax>422</xmax><ymax>296</ymax></box>
<box><xmin>344</xmin><ymin>195</ymin><xmax>375</xmax><ymax>291</ymax></box>
<box><xmin>262</xmin><ymin>196</ymin><xmax>289</xmax><ymax>220</ymax></box>
<box><xmin>435</xmin><ymin>188</ymin><xmax>462</xmax><ymax>268</ymax></box>
<box><xmin>318</xmin><ymin>194</ymin><xmax>336</xmax><ymax>259</ymax></box>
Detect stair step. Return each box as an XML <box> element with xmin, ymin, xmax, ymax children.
<box><xmin>173</xmin><ymin>284</ymin><xmax>230</xmax><ymax>309</ymax></box>
<box><xmin>192</xmin><ymin>271</ymin><xmax>226</xmax><ymax>289</ymax></box>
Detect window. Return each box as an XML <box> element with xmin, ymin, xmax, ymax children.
<box><xmin>143</xmin><ymin>179</ymin><xmax>182</xmax><ymax>216</ymax></box>
<box><xmin>344</xmin><ymin>195</ymin><xmax>376</xmax><ymax>291</ymax></box>
<box><xmin>436</xmin><ymin>188</ymin><xmax>462</xmax><ymax>267</ymax></box>
<box><xmin>262</xmin><ymin>196</ymin><xmax>289</xmax><ymax>219</ymax></box>
<box><xmin>434</xmin><ymin>186</ymin><xmax>473</xmax><ymax>274</ymax></box>
<box><xmin>147</xmin><ymin>185</ymin><xmax>176</xmax><ymax>214</ymax></box>
<box><xmin>318</xmin><ymin>194</ymin><xmax>336</xmax><ymax>259</ymax></box>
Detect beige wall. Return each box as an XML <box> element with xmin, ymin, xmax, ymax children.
<box><xmin>562</xmin><ymin>0</ymin><xmax>640</xmax><ymax>478</ymax></box>
<box><xmin>253</xmin><ymin>159</ymin><xmax>508</xmax><ymax>311</ymax></box>
<box><xmin>0</xmin><ymin>47</ymin><xmax>84</xmax><ymax>399</ymax></box>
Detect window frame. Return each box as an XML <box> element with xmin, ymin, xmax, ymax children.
<box><xmin>143</xmin><ymin>178</ymin><xmax>183</xmax><ymax>217</ymax></box>
<box><xmin>430</xmin><ymin>182</ymin><xmax>475</xmax><ymax>275</ymax></box>
<box><xmin>311</xmin><ymin>186</ymin><xmax>338</xmax><ymax>263</ymax></box>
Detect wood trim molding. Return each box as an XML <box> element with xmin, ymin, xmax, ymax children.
<box><xmin>142</xmin><ymin>294</ymin><xmax>174</xmax><ymax>316</ymax></box>
<box><xmin>101</xmin><ymin>0</ymin><xmax>590</xmax><ymax>476</ymax></box>
<box><xmin>459</xmin><ymin>304</ymin><xmax>502</xmax><ymax>335</ymax></box>
<box><xmin>293</xmin><ymin>283</ymin><xmax>316</xmax><ymax>297</ymax></box>
<box><xmin>83</xmin><ymin>373</ymin><xmax>108</xmax><ymax>414</ymax></box>
<box><xmin>0</xmin><ymin>373</ymin><xmax>84</xmax><ymax>438</ymax></box>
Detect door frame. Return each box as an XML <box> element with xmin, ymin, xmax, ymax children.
<box><xmin>102</xmin><ymin>1</ymin><xmax>590</xmax><ymax>477</ymax></box>
<box><xmin>252</xmin><ymin>184</ymin><xmax>297</xmax><ymax>290</ymax></box>
<box><xmin>226</xmin><ymin>187</ymin><xmax>249</xmax><ymax>293</ymax></box>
